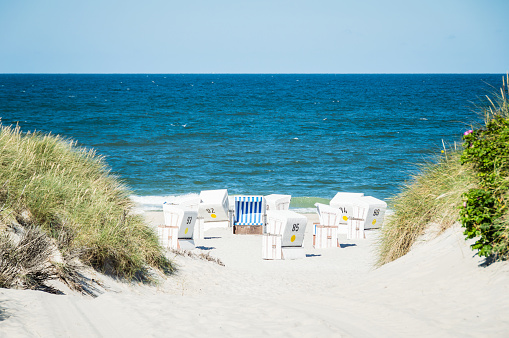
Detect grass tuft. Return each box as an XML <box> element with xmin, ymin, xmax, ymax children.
<box><xmin>0</xmin><ymin>124</ymin><xmax>173</xmax><ymax>288</ymax></box>
<box><xmin>377</xmin><ymin>150</ymin><xmax>477</xmax><ymax>266</ymax></box>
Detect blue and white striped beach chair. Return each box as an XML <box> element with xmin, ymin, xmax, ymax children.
<box><xmin>234</xmin><ymin>196</ymin><xmax>266</xmax><ymax>226</ymax></box>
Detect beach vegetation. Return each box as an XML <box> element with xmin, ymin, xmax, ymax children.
<box><xmin>460</xmin><ymin>75</ymin><xmax>509</xmax><ymax>259</ymax></box>
<box><xmin>378</xmin><ymin>75</ymin><xmax>509</xmax><ymax>265</ymax></box>
<box><xmin>0</xmin><ymin>124</ymin><xmax>173</xmax><ymax>292</ymax></box>
<box><xmin>376</xmin><ymin>149</ymin><xmax>476</xmax><ymax>266</ymax></box>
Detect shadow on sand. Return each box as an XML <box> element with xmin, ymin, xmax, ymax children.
<box><xmin>196</xmin><ymin>246</ymin><xmax>216</xmax><ymax>251</ymax></box>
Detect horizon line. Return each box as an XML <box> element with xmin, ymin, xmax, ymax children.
<box><xmin>0</xmin><ymin>72</ymin><xmax>506</xmax><ymax>75</ymax></box>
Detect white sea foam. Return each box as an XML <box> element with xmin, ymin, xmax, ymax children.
<box><xmin>130</xmin><ymin>193</ymin><xmax>200</xmax><ymax>211</ymax></box>
<box><xmin>291</xmin><ymin>207</ymin><xmax>318</xmax><ymax>214</ymax></box>
<box><xmin>130</xmin><ymin>193</ymin><xmax>320</xmax><ymax>214</ymax></box>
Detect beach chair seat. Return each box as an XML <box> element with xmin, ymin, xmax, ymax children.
<box><xmin>314</xmin><ymin>225</ymin><xmax>339</xmax><ymax>249</ymax></box>
<box><xmin>262</xmin><ymin>234</ymin><xmax>282</xmax><ymax>260</ymax></box>
<box><xmin>161</xmin><ymin>203</ymin><xmax>198</xmax><ymax>250</ymax></box>
<box><xmin>233</xmin><ymin>196</ymin><xmax>266</xmax><ymax>234</ymax></box>
<box><xmin>265</xmin><ymin>194</ymin><xmax>292</xmax><ymax>211</ymax></box>
<box><xmin>198</xmin><ymin>189</ymin><xmax>230</xmax><ymax>230</ymax></box>
<box><xmin>347</xmin><ymin>216</ymin><xmax>365</xmax><ymax>240</ymax></box>
<box><xmin>234</xmin><ymin>196</ymin><xmax>266</xmax><ymax>226</ymax></box>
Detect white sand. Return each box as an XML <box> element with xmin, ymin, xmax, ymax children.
<box><xmin>1</xmin><ymin>212</ymin><xmax>508</xmax><ymax>337</ymax></box>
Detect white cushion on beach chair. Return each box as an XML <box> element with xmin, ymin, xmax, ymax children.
<box><xmin>162</xmin><ymin>203</ymin><xmax>197</xmax><ymax>240</ymax></box>
<box><xmin>265</xmin><ymin>194</ymin><xmax>291</xmax><ymax>211</ymax></box>
<box><xmin>198</xmin><ymin>189</ymin><xmax>229</xmax><ymax>222</ymax></box>
<box><xmin>234</xmin><ymin>196</ymin><xmax>266</xmax><ymax>226</ymax></box>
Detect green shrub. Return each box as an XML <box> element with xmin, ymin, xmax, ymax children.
<box><xmin>460</xmin><ymin>76</ymin><xmax>509</xmax><ymax>259</ymax></box>
<box><xmin>0</xmin><ymin>124</ymin><xmax>173</xmax><ymax>281</ymax></box>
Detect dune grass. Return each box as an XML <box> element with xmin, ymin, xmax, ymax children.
<box><xmin>0</xmin><ymin>124</ymin><xmax>172</xmax><ymax>289</ymax></box>
<box><xmin>377</xmin><ymin>150</ymin><xmax>477</xmax><ymax>266</ymax></box>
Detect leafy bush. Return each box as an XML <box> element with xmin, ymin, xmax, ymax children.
<box><xmin>0</xmin><ymin>124</ymin><xmax>173</xmax><ymax>282</ymax></box>
<box><xmin>460</xmin><ymin>76</ymin><xmax>509</xmax><ymax>258</ymax></box>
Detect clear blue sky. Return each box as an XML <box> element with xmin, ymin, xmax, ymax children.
<box><xmin>0</xmin><ymin>0</ymin><xmax>507</xmax><ymax>73</ymax></box>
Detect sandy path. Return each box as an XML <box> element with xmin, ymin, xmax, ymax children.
<box><xmin>1</xmin><ymin>212</ymin><xmax>508</xmax><ymax>337</ymax></box>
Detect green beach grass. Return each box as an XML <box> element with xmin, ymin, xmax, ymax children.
<box><xmin>0</xmin><ymin>124</ymin><xmax>172</xmax><ymax>291</ymax></box>
<box><xmin>377</xmin><ymin>150</ymin><xmax>477</xmax><ymax>266</ymax></box>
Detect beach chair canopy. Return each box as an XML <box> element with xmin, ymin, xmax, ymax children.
<box><xmin>266</xmin><ymin>210</ymin><xmax>307</xmax><ymax>247</ymax></box>
<box><xmin>198</xmin><ymin>189</ymin><xmax>229</xmax><ymax>222</ymax></box>
<box><xmin>162</xmin><ymin>203</ymin><xmax>197</xmax><ymax>239</ymax></box>
<box><xmin>265</xmin><ymin>194</ymin><xmax>291</xmax><ymax>211</ymax></box>
<box><xmin>234</xmin><ymin>196</ymin><xmax>266</xmax><ymax>226</ymax></box>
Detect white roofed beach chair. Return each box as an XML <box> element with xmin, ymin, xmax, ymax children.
<box><xmin>233</xmin><ymin>196</ymin><xmax>266</xmax><ymax>234</ymax></box>
<box><xmin>160</xmin><ymin>203</ymin><xmax>198</xmax><ymax>250</ymax></box>
<box><xmin>263</xmin><ymin>210</ymin><xmax>307</xmax><ymax>260</ymax></box>
<box><xmin>265</xmin><ymin>194</ymin><xmax>291</xmax><ymax>211</ymax></box>
<box><xmin>313</xmin><ymin>203</ymin><xmax>343</xmax><ymax>248</ymax></box>
<box><xmin>234</xmin><ymin>196</ymin><xmax>266</xmax><ymax>226</ymax></box>
<box><xmin>351</xmin><ymin>196</ymin><xmax>387</xmax><ymax>230</ymax></box>
<box><xmin>198</xmin><ymin>189</ymin><xmax>230</xmax><ymax>230</ymax></box>
<box><xmin>344</xmin><ymin>196</ymin><xmax>387</xmax><ymax>240</ymax></box>
<box><xmin>322</xmin><ymin>192</ymin><xmax>365</xmax><ymax>234</ymax></box>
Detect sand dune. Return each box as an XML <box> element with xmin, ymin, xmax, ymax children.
<box><xmin>1</xmin><ymin>212</ymin><xmax>508</xmax><ymax>337</ymax></box>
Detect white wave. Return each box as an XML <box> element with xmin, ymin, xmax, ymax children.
<box><xmin>130</xmin><ymin>193</ymin><xmax>200</xmax><ymax>211</ymax></box>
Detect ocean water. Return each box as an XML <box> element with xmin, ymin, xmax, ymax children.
<box><xmin>0</xmin><ymin>74</ymin><xmax>503</xmax><ymax>211</ymax></box>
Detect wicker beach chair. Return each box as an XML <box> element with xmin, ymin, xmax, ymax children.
<box><xmin>159</xmin><ymin>203</ymin><xmax>197</xmax><ymax>250</ymax></box>
<box><xmin>265</xmin><ymin>194</ymin><xmax>292</xmax><ymax>211</ymax></box>
<box><xmin>263</xmin><ymin>209</ymin><xmax>307</xmax><ymax>260</ymax></box>
<box><xmin>233</xmin><ymin>195</ymin><xmax>266</xmax><ymax>234</ymax></box>
<box><xmin>351</xmin><ymin>196</ymin><xmax>387</xmax><ymax>230</ymax></box>
<box><xmin>197</xmin><ymin>189</ymin><xmax>230</xmax><ymax>230</ymax></box>
<box><xmin>313</xmin><ymin>203</ymin><xmax>342</xmax><ymax>248</ymax></box>
<box><xmin>327</xmin><ymin>192</ymin><xmax>365</xmax><ymax>233</ymax></box>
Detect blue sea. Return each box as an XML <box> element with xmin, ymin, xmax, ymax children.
<box><xmin>0</xmin><ymin>74</ymin><xmax>503</xmax><ymax>211</ymax></box>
